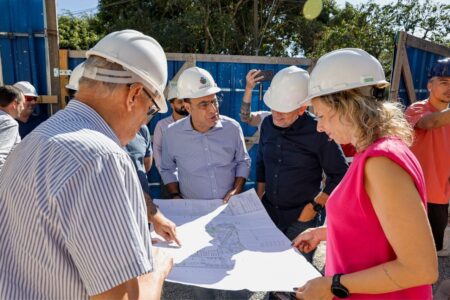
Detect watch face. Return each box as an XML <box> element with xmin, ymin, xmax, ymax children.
<box><xmin>332</xmin><ymin>286</ymin><xmax>350</xmax><ymax>298</ymax></box>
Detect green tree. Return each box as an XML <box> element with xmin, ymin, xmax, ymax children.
<box><xmin>58</xmin><ymin>14</ymin><xmax>103</xmax><ymax>50</ymax></box>
<box><xmin>95</xmin><ymin>0</ymin><xmax>336</xmax><ymax>56</ymax></box>
<box><xmin>310</xmin><ymin>0</ymin><xmax>449</xmax><ymax>77</ymax></box>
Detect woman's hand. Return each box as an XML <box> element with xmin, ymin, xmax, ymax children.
<box><xmin>295</xmin><ymin>276</ymin><xmax>333</xmax><ymax>300</ymax></box>
<box><xmin>292</xmin><ymin>227</ymin><xmax>325</xmax><ymax>253</ymax></box>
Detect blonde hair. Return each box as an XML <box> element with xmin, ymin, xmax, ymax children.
<box><xmin>319</xmin><ymin>88</ymin><xmax>413</xmax><ymax>151</ymax></box>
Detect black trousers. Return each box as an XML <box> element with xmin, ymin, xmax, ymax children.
<box><xmin>428</xmin><ymin>203</ymin><xmax>449</xmax><ymax>251</ymax></box>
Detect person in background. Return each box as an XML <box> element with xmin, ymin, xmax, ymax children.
<box><xmin>405</xmin><ymin>57</ymin><xmax>450</xmax><ymax>257</ymax></box>
<box><xmin>65</xmin><ymin>62</ymin><xmax>85</xmax><ymax>104</ymax></box>
<box><xmin>0</xmin><ymin>30</ymin><xmax>173</xmax><ymax>299</ymax></box>
<box><xmin>293</xmin><ymin>48</ymin><xmax>437</xmax><ymax>300</ymax></box>
<box><xmin>153</xmin><ymin>81</ymin><xmax>188</xmax><ymax>198</ymax></box>
<box><xmin>240</xmin><ymin>69</ymin><xmax>271</xmax><ymax>132</ymax></box>
<box><xmin>125</xmin><ymin>123</ymin><xmax>180</xmax><ymax>245</ymax></box>
<box><xmin>0</xmin><ymin>85</ymin><xmax>24</xmax><ymax>172</ymax></box>
<box><xmin>13</xmin><ymin>81</ymin><xmax>48</xmax><ymax>138</ymax></box>
<box><xmin>256</xmin><ymin>66</ymin><xmax>348</xmax><ymax>263</ymax></box>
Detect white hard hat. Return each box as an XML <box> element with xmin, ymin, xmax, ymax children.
<box><xmin>167</xmin><ymin>80</ymin><xmax>178</xmax><ymax>101</ymax></box>
<box><xmin>85</xmin><ymin>30</ymin><xmax>168</xmax><ymax>113</ymax></box>
<box><xmin>13</xmin><ymin>81</ymin><xmax>38</xmax><ymax>97</ymax></box>
<box><xmin>305</xmin><ymin>48</ymin><xmax>389</xmax><ymax>104</ymax></box>
<box><xmin>65</xmin><ymin>62</ymin><xmax>85</xmax><ymax>91</ymax></box>
<box><xmin>177</xmin><ymin>67</ymin><xmax>221</xmax><ymax>99</ymax></box>
<box><xmin>263</xmin><ymin>66</ymin><xmax>309</xmax><ymax>113</ymax></box>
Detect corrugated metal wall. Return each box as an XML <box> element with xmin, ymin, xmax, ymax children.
<box><xmin>391</xmin><ymin>32</ymin><xmax>450</xmax><ymax>107</ymax></box>
<box><xmin>0</xmin><ymin>0</ymin><xmax>49</xmax><ymax>95</ymax></box>
<box><xmin>69</xmin><ymin>54</ymin><xmax>311</xmax><ymax>197</ymax></box>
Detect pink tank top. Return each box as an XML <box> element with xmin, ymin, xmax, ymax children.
<box><xmin>325</xmin><ymin>137</ymin><xmax>432</xmax><ymax>299</ymax></box>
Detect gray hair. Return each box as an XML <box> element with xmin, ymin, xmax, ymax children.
<box><xmin>78</xmin><ymin>55</ymin><xmax>127</xmax><ymax>95</ymax></box>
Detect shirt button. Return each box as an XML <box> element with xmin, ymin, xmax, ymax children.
<box><xmin>205</xmin><ymin>148</ymin><xmax>208</xmax><ymax>151</ymax></box>
<box><xmin>276</xmin><ymin>145</ymin><xmax>281</xmax><ymax>148</ymax></box>
<box><xmin>278</xmin><ymin>159</ymin><xmax>282</xmax><ymax>163</ymax></box>
<box><xmin>274</xmin><ymin>174</ymin><xmax>278</xmax><ymax>178</ymax></box>
<box><xmin>275</xmin><ymin>206</ymin><xmax>279</xmax><ymax>209</ymax></box>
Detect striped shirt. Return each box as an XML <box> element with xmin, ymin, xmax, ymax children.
<box><xmin>161</xmin><ymin>115</ymin><xmax>251</xmax><ymax>199</ymax></box>
<box><xmin>0</xmin><ymin>110</ymin><xmax>21</xmax><ymax>172</ymax></box>
<box><xmin>0</xmin><ymin>100</ymin><xmax>153</xmax><ymax>299</ymax></box>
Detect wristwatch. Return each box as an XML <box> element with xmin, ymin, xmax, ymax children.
<box><xmin>311</xmin><ymin>199</ymin><xmax>323</xmax><ymax>212</ymax></box>
<box><xmin>331</xmin><ymin>274</ymin><xmax>350</xmax><ymax>298</ymax></box>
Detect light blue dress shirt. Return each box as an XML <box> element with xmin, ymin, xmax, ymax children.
<box><xmin>161</xmin><ymin>115</ymin><xmax>251</xmax><ymax>199</ymax></box>
<box><xmin>0</xmin><ymin>100</ymin><xmax>153</xmax><ymax>299</ymax></box>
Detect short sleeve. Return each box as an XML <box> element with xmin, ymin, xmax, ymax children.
<box><xmin>405</xmin><ymin>102</ymin><xmax>431</xmax><ymax>128</ymax></box>
<box><xmin>58</xmin><ymin>152</ymin><xmax>153</xmax><ymax>296</ymax></box>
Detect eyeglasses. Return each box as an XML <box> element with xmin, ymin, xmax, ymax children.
<box><xmin>196</xmin><ymin>98</ymin><xmax>220</xmax><ymax>110</ymax></box>
<box><xmin>128</xmin><ymin>84</ymin><xmax>160</xmax><ymax>119</ymax></box>
<box><xmin>141</xmin><ymin>88</ymin><xmax>160</xmax><ymax>117</ymax></box>
<box><xmin>25</xmin><ymin>96</ymin><xmax>37</xmax><ymax>102</ymax></box>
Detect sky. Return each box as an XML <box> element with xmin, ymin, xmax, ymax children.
<box><xmin>56</xmin><ymin>0</ymin><xmax>450</xmax><ymax>15</ymax></box>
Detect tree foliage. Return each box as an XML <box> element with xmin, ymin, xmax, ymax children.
<box><xmin>58</xmin><ymin>14</ymin><xmax>104</xmax><ymax>50</ymax></box>
<box><xmin>59</xmin><ymin>0</ymin><xmax>449</xmax><ymax>69</ymax></box>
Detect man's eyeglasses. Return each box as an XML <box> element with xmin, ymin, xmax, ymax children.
<box><xmin>25</xmin><ymin>96</ymin><xmax>37</xmax><ymax>102</ymax></box>
<box><xmin>128</xmin><ymin>84</ymin><xmax>160</xmax><ymax>118</ymax></box>
<box><xmin>196</xmin><ymin>98</ymin><xmax>220</xmax><ymax>110</ymax></box>
<box><xmin>141</xmin><ymin>88</ymin><xmax>160</xmax><ymax>117</ymax></box>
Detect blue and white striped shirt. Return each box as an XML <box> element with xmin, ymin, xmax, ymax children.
<box><xmin>0</xmin><ymin>100</ymin><xmax>153</xmax><ymax>299</ymax></box>
<box><xmin>161</xmin><ymin>115</ymin><xmax>251</xmax><ymax>199</ymax></box>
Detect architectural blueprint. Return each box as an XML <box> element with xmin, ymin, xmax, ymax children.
<box><xmin>153</xmin><ymin>189</ymin><xmax>322</xmax><ymax>291</ymax></box>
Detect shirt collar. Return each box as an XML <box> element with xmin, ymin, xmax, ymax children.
<box><xmin>182</xmin><ymin>115</ymin><xmax>224</xmax><ymax>132</ymax></box>
<box><xmin>66</xmin><ymin>100</ymin><xmax>121</xmax><ymax>145</ymax></box>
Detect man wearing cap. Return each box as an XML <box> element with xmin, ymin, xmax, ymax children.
<box><xmin>0</xmin><ymin>30</ymin><xmax>175</xmax><ymax>299</ymax></box>
<box><xmin>160</xmin><ymin>67</ymin><xmax>251</xmax><ymax>202</ymax></box>
<box><xmin>153</xmin><ymin>81</ymin><xmax>189</xmax><ymax>198</ymax></box>
<box><xmin>13</xmin><ymin>81</ymin><xmax>48</xmax><ymax>138</ymax></box>
<box><xmin>0</xmin><ymin>85</ymin><xmax>24</xmax><ymax>172</ymax></box>
<box><xmin>256</xmin><ymin>66</ymin><xmax>348</xmax><ymax>263</ymax></box>
<box><xmin>405</xmin><ymin>57</ymin><xmax>450</xmax><ymax>257</ymax></box>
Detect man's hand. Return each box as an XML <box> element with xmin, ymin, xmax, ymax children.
<box><xmin>245</xmin><ymin>69</ymin><xmax>264</xmax><ymax>91</ymax></box>
<box><xmin>150</xmin><ymin>210</ymin><xmax>181</xmax><ymax>247</ymax></box>
<box><xmin>298</xmin><ymin>203</ymin><xmax>316</xmax><ymax>222</ymax></box>
<box><xmin>223</xmin><ymin>188</ymin><xmax>238</xmax><ymax>203</ymax></box>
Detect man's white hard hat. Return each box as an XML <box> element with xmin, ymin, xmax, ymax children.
<box><xmin>13</xmin><ymin>81</ymin><xmax>38</xmax><ymax>97</ymax></box>
<box><xmin>177</xmin><ymin>67</ymin><xmax>221</xmax><ymax>99</ymax></box>
<box><xmin>305</xmin><ymin>48</ymin><xmax>389</xmax><ymax>105</ymax></box>
<box><xmin>167</xmin><ymin>81</ymin><xmax>178</xmax><ymax>101</ymax></box>
<box><xmin>65</xmin><ymin>62</ymin><xmax>85</xmax><ymax>91</ymax></box>
<box><xmin>85</xmin><ymin>29</ymin><xmax>168</xmax><ymax>113</ymax></box>
<box><xmin>263</xmin><ymin>66</ymin><xmax>310</xmax><ymax>113</ymax></box>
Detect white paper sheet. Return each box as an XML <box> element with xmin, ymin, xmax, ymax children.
<box><xmin>153</xmin><ymin>189</ymin><xmax>322</xmax><ymax>292</ymax></box>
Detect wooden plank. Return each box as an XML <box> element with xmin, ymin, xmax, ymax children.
<box><xmin>59</xmin><ymin>49</ymin><xmax>69</xmax><ymax>109</ymax></box>
<box><xmin>37</xmin><ymin>95</ymin><xmax>58</xmax><ymax>104</ymax></box>
<box><xmin>390</xmin><ymin>32</ymin><xmax>408</xmax><ymax>102</ymax></box>
<box><xmin>405</xmin><ymin>34</ymin><xmax>450</xmax><ymax>57</ymax></box>
<box><xmin>401</xmin><ymin>50</ymin><xmax>417</xmax><ymax>103</ymax></box>
<box><xmin>44</xmin><ymin>0</ymin><xmax>61</xmax><ymax>113</ymax></box>
<box><xmin>68</xmin><ymin>50</ymin><xmax>313</xmax><ymax>66</ymax></box>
